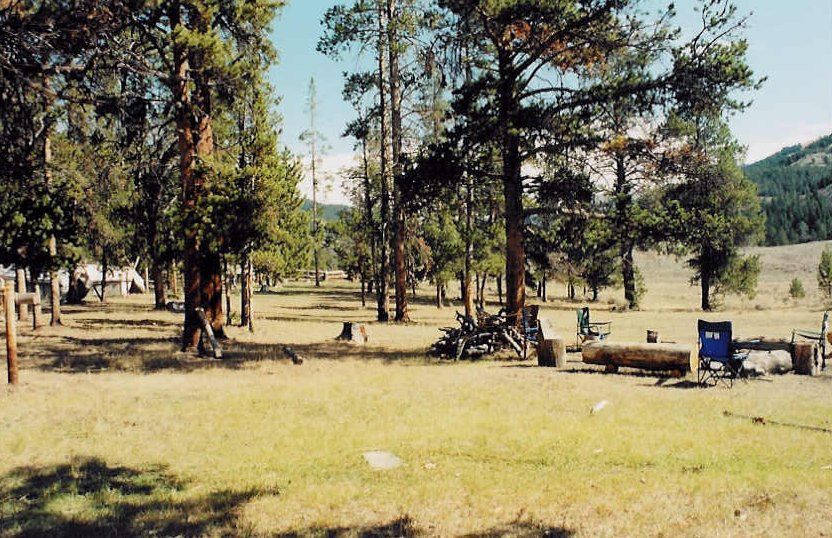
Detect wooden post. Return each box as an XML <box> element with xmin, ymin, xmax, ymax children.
<box><xmin>15</xmin><ymin>268</ymin><xmax>27</xmax><ymax>323</ymax></box>
<box><xmin>4</xmin><ymin>281</ymin><xmax>18</xmax><ymax>385</ymax></box>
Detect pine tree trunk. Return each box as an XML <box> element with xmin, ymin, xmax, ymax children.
<box><xmin>497</xmin><ymin>275</ymin><xmax>503</xmax><ymax>305</ymax></box>
<box><xmin>388</xmin><ymin>0</ymin><xmax>408</xmax><ymax>323</ymax></box>
<box><xmin>224</xmin><ymin>258</ymin><xmax>232</xmax><ymax>327</ymax></box>
<box><xmin>498</xmin><ymin>55</ymin><xmax>525</xmax><ymax>326</ymax></box>
<box><xmin>542</xmin><ymin>277</ymin><xmax>547</xmax><ymax>302</ymax></box>
<box><xmin>436</xmin><ymin>283</ymin><xmax>442</xmax><ymax>308</ymax></box>
<box><xmin>479</xmin><ymin>274</ymin><xmax>487</xmax><ymax>308</ymax></box>
<box><xmin>240</xmin><ymin>253</ymin><xmax>251</xmax><ymax>329</ymax></box>
<box><xmin>701</xmin><ymin>267</ymin><xmax>712</xmax><ymax>311</ymax></box>
<box><xmin>192</xmin><ymin>7</ymin><xmax>223</xmax><ymax>341</ymax></box>
<box><xmin>375</xmin><ymin>3</ymin><xmax>390</xmax><ymax>323</ymax></box>
<box><xmin>44</xmin><ymin>131</ymin><xmax>61</xmax><ymax>325</ymax></box>
<box><xmin>621</xmin><ymin>244</ymin><xmax>637</xmax><ymax>309</ymax></box>
<box><xmin>101</xmin><ymin>253</ymin><xmax>109</xmax><ymax>303</ymax></box>
<box><xmin>170</xmin><ymin>1</ymin><xmax>201</xmax><ymax>351</ymax></box>
<box><xmin>360</xmin><ymin>275</ymin><xmax>366</xmax><ymax>307</ymax></box>
<box><xmin>153</xmin><ymin>259</ymin><xmax>166</xmax><ymax>310</ymax></box>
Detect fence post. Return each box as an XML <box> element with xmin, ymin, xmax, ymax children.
<box><xmin>4</xmin><ymin>280</ymin><xmax>18</xmax><ymax>385</ymax></box>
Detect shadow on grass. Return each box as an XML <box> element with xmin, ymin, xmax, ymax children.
<box><xmin>27</xmin><ymin>335</ymin><xmax>432</xmax><ymax>374</ymax></box>
<box><xmin>0</xmin><ymin>457</ymin><xmax>269</xmax><ymax>537</ymax></box>
<box><xmin>276</xmin><ymin>516</ymin><xmax>571</xmax><ymax>537</ymax></box>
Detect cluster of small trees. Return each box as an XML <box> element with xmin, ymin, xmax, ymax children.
<box><xmin>0</xmin><ymin>0</ymin><xmax>308</xmax><ymax>344</ymax></box>
<box><xmin>323</xmin><ymin>0</ymin><xmax>765</xmax><ymax>315</ymax></box>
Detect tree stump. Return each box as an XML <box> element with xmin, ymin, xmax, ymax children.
<box><xmin>537</xmin><ymin>318</ymin><xmax>565</xmax><ymax>367</ymax></box>
<box><xmin>792</xmin><ymin>342</ymin><xmax>817</xmax><ymax>376</ymax></box>
<box><xmin>646</xmin><ymin>330</ymin><xmax>660</xmax><ymax>343</ymax></box>
<box><xmin>336</xmin><ymin>322</ymin><xmax>368</xmax><ymax>343</ymax></box>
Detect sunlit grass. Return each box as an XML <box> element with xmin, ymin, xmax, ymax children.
<box><xmin>1</xmin><ymin>242</ymin><xmax>831</xmax><ymax>536</ymax></box>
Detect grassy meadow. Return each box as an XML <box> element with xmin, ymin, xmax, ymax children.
<box><xmin>1</xmin><ymin>242</ymin><xmax>831</xmax><ymax>536</ymax></box>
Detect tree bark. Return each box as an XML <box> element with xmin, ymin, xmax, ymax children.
<box><xmin>498</xmin><ymin>54</ymin><xmax>525</xmax><ymax>326</ymax></box>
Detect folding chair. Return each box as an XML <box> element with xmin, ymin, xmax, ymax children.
<box><xmin>791</xmin><ymin>311</ymin><xmax>829</xmax><ymax>370</ymax></box>
<box><xmin>521</xmin><ymin>305</ymin><xmax>540</xmax><ymax>360</ymax></box>
<box><xmin>576</xmin><ymin>307</ymin><xmax>611</xmax><ymax>347</ymax></box>
<box><xmin>697</xmin><ymin>320</ymin><xmax>748</xmax><ymax>387</ymax></box>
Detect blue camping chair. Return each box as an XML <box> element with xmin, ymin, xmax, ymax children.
<box><xmin>521</xmin><ymin>305</ymin><xmax>540</xmax><ymax>360</ymax></box>
<box><xmin>697</xmin><ymin>320</ymin><xmax>748</xmax><ymax>387</ymax></box>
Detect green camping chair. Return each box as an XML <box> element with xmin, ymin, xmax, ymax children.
<box><xmin>576</xmin><ymin>307</ymin><xmax>611</xmax><ymax>347</ymax></box>
<box><xmin>792</xmin><ymin>311</ymin><xmax>829</xmax><ymax>370</ymax></box>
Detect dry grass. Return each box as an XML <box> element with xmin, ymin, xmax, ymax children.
<box><xmin>1</xmin><ymin>242</ymin><xmax>832</xmax><ymax>537</ymax></box>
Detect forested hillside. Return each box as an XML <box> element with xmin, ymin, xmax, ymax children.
<box><xmin>302</xmin><ymin>200</ymin><xmax>349</xmax><ymax>223</ymax></box>
<box><xmin>744</xmin><ymin>134</ymin><xmax>832</xmax><ymax>245</ymax></box>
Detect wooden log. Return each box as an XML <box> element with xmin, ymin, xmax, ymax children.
<box><xmin>3</xmin><ymin>281</ymin><xmax>18</xmax><ymax>385</ymax></box>
<box><xmin>582</xmin><ymin>341</ymin><xmax>693</xmax><ymax>373</ymax></box>
<box><xmin>282</xmin><ymin>345</ymin><xmax>304</xmax><ymax>365</ymax></box>
<box><xmin>195</xmin><ymin>307</ymin><xmax>222</xmax><ymax>359</ymax></box>
<box><xmin>336</xmin><ymin>322</ymin><xmax>368</xmax><ymax>343</ymax></box>
<box><xmin>537</xmin><ymin>318</ymin><xmax>565</xmax><ymax>367</ymax></box>
<box><xmin>793</xmin><ymin>342</ymin><xmax>816</xmax><ymax>376</ymax></box>
<box><xmin>732</xmin><ymin>339</ymin><xmax>792</xmax><ymax>352</ymax></box>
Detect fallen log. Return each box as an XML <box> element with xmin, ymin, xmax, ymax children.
<box><xmin>732</xmin><ymin>338</ymin><xmax>791</xmax><ymax>352</ymax></box>
<box><xmin>582</xmin><ymin>341</ymin><xmax>693</xmax><ymax>374</ymax></box>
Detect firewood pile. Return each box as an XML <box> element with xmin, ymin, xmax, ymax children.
<box><xmin>430</xmin><ymin>309</ymin><xmax>526</xmax><ymax>360</ymax></box>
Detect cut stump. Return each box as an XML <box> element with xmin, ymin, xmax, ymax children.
<box><xmin>793</xmin><ymin>342</ymin><xmax>817</xmax><ymax>376</ymax></box>
<box><xmin>537</xmin><ymin>318</ymin><xmax>565</xmax><ymax>367</ymax></box>
<box><xmin>336</xmin><ymin>322</ymin><xmax>368</xmax><ymax>343</ymax></box>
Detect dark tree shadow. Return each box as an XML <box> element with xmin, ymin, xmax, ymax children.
<box><xmin>275</xmin><ymin>516</ymin><xmax>571</xmax><ymax>537</ymax></box>
<box><xmin>0</xmin><ymin>457</ymin><xmax>270</xmax><ymax>537</ymax></box>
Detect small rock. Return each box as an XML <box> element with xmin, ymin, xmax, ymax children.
<box><xmin>423</xmin><ymin>461</ymin><xmax>437</xmax><ymax>470</ymax></box>
<box><xmin>363</xmin><ymin>451</ymin><xmax>402</xmax><ymax>471</ymax></box>
<box><xmin>590</xmin><ymin>400</ymin><xmax>609</xmax><ymax>415</ymax></box>
<box><xmin>593</xmin><ymin>448</ymin><xmax>604</xmax><ymax>454</ymax></box>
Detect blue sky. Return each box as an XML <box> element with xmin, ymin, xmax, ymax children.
<box><xmin>269</xmin><ymin>1</ymin><xmax>832</xmax><ymax>204</ymax></box>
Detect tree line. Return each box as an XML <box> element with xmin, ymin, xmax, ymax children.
<box><xmin>1</xmin><ymin>0</ymin><xmax>768</xmax><ymax>355</ymax></box>
<box><xmin>1</xmin><ymin>0</ymin><xmax>308</xmax><ymax>348</ymax></box>
<box><xmin>321</xmin><ymin>0</ymin><xmax>765</xmax><ymax>315</ymax></box>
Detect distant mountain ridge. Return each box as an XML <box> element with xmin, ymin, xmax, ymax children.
<box><xmin>301</xmin><ymin>200</ymin><xmax>349</xmax><ymax>222</ymax></box>
<box><xmin>744</xmin><ymin>133</ymin><xmax>832</xmax><ymax>245</ymax></box>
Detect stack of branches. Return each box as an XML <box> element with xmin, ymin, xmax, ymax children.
<box><xmin>430</xmin><ymin>309</ymin><xmax>525</xmax><ymax>360</ymax></box>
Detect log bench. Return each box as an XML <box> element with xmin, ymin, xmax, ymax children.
<box><xmin>582</xmin><ymin>341</ymin><xmax>694</xmax><ymax>376</ymax></box>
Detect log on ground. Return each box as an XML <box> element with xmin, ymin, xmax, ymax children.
<box><xmin>582</xmin><ymin>341</ymin><xmax>693</xmax><ymax>373</ymax></box>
